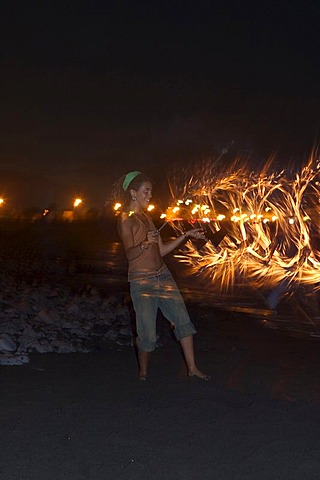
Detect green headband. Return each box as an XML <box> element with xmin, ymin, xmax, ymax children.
<box><xmin>122</xmin><ymin>171</ymin><xmax>142</xmax><ymax>191</ymax></box>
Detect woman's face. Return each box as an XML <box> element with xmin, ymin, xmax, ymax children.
<box><xmin>132</xmin><ymin>181</ymin><xmax>153</xmax><ymax>209</ymax></box>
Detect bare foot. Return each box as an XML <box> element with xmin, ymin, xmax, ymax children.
<box><xmin>138</xmin><ymin>371</ymin><xmax>147</xmax><ymax>381</ymax></box>
<box><xmin>188</xmin><ymin>368</ymin><xmax>210</xmax><ymax>381</ymax></box>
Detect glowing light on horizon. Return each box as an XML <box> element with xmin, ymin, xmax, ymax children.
<box><xmin>73</xmin><ymin>198</ymin><xmax>82</xmax><ymax>207</ymax></box>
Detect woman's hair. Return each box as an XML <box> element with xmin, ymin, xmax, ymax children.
<box><xmin>112</xmin><ymin>172</ymin><xmax>153</xmax><ymax>209</ymax></box>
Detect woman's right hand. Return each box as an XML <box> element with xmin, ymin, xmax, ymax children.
<box><xmin>146</xmin><ymin>230</ymin><xmax>159</xmax><ymax>244</ymax></box>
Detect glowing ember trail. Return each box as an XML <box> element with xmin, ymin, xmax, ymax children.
<box><xmin>165</xmin><ymin>152</ymin><xmax>320</xmax><ymax>293</ymax></box>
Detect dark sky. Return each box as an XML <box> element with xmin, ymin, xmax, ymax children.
<box><xmin>0</xmin><ymin>0</ymin><xmax>319</xmax><ymax>208</ymax></box>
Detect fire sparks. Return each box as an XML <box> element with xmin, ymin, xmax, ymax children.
<box><xmin>165</xmin><ymin>153</ymin><xmax>320</xmax><ymax>292</ymax></box>
<box><xmin>112</xmin><ymin>153</ymin><xmax>320</xmax><ymax>294</ymax></box>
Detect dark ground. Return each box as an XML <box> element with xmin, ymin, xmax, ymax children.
<box><xmin>2</xmin><ymin>304</ymin><xmax>320</xmax><ymax>480</ymax></box>
<box><xmin>2</xmin><ymin>221</ymin><xmax>320</xmax><ymax>479</ymax></box>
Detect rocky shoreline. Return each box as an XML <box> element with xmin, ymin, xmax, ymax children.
<box><xmin>0</xmin><ymin>276</ymin><xmax>133</xmax><ymax>365</ymax></box>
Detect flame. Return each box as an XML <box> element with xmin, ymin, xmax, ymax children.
<box><xmin>165</xmin><ymin>152</ymin><xmax>320</xmax><ymax>293</ymax></box>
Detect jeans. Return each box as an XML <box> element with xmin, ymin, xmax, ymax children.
<box><xmin>130</xmin><ymin>267</ymin><xmax>197</xmax><ymax>352</ymax></box>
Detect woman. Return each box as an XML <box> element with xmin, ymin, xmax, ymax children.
<box><xmin>116</xmin><ymin>171</ymin><xmax>209</xmax><ymax>381</ymax></box>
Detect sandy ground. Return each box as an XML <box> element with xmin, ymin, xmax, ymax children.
<box><xmin>1</xmin><ymin>221</ymin><xmax>320</xmax><ymax>479</ymax></box>
<box><xmin>2</xmin><ymin>304</ymin><xmax>320</xmax><ymax>480</ymax></box>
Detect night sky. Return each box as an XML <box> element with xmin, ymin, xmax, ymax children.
<box><xmin>1</xmin><ymin>1</ymin><xmax>319</xmax><ymax>209</ymax></box>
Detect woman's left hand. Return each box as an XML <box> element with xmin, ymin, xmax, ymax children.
<box><xmin>185</xmin><ymin>228</ymin><xmax>207</xmax><ymax>240</ymax></box>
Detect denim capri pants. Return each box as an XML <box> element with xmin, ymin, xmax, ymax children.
<box><xmin>129</xmin><ymin>266</ymin><xmax>197</xmax><ymax>352</ymax></box>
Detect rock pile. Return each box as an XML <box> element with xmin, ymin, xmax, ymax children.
<box><xmin>0</xmin><ymin>279</ymin><xmax>133</xmax><ymax>366</ymax></box>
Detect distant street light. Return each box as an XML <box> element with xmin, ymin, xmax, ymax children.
<box><xmin>73</xmin><ymin>198</ymin><xmax>82</xmax><ymax>208</ymax></box>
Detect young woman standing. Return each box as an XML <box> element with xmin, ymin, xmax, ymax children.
<box><xmin>116</xmin><ymin>171</ymin><xmax>209</xmax><ymax>381</ymax></box>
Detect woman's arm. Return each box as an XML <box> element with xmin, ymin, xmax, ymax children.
<box><xmin>118</xmin><ymin>215</ymin><xmax>149</xmax><ymax>260</ymax></box>
<box><xmin>158</xmin><ymin>228</ymin><xmax>206</xmax><ymax>257</ymax></box>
